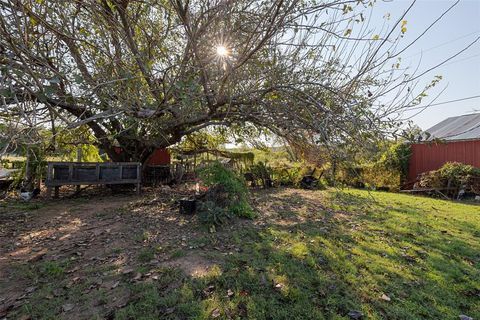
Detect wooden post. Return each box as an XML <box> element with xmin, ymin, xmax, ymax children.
<box><xmin>136</xmin><ymin>163</ymin><xmax>141</xmax><ymax>195</ymax></box>
<box><xmin>95</xmin><ymin>163</ymin><xmax>100</xmax><ymax>182</ymax></box>
<box><xmin>76</xmin><ymin>148</ymin><xmax>82</xmax><ymax>192</ymax></box>
<box><xmin>46</xmin><ymin>163</ymin><xmax>53</xmax><ymax>198</ymax></box>
<box><xmin>68</xmin><ymin>163</ymin><xmax>74</xmax><ymax>193</ymax></box>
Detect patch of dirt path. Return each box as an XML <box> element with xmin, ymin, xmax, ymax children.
<box><xmin>0</xmin><ymin>187</ymin><xmax>221</xmax><ymax>319</ymax></box>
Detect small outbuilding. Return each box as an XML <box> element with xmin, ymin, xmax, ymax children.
<box><xmin>408</xmin><ymin>113</ymin><xmax>480</xmax><ymax>183</ymax></box>
<box><xmin>146</xmin><ymin>148</ymin><xmax>171</xmax><ymax>166</ymax></box>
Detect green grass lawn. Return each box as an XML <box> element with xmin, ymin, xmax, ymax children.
<box><xmin>118</xmin><ymin>189</ymin><xmax>480</xmax><ymax>320</ymax></box>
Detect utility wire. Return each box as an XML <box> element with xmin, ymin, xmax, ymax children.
<box><xmin>405</xmin><ymin>31</ymin><xmax>480</xmax><ymax>58</ymax></box>
<box><xmin>441</xmin><ymin>52</ymin><xmax>480</xmax><ymax>67</ymax></box>
<box><xmin>406</xmin><ymin>94</ymin><xmax>480</xmax><ymax>110</ymax></box>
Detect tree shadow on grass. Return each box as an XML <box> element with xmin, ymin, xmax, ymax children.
<box><xmin>113</xmin><ymin>189</ymin><xmax>479</xmax><ymax>319</ymax></box>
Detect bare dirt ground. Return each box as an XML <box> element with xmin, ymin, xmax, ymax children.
<box><xmin>0</xmin><ymin>185</ymin><xmax>242</xmax><ymax>319</ymax></box>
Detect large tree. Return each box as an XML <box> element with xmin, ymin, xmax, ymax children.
<box><xmin>0</xmin><ymin>0</ymin><xmax>470</xmax><ymax>163</ymax></box>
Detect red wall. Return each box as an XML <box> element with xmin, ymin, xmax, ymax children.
<box><xmin>146</xmin><ymin>148</ymin><xmax>171</xmax><ymax>165</ymax></box>
<box><xmin>408</xmin><ymin>140</ymin><xmax>480</xmax><ymax>182</ymax></box>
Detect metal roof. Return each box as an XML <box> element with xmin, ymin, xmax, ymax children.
<box><xmin>424</xmin><ymin>113</ymin><xmax>480</xmax><ymax>141</ymax></box>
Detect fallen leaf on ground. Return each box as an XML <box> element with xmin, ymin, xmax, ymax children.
<box><xmin>62</xmin><ymin>303</ymin><xmax>74</xmax><ymax>312</ymax></box>
<box><xmin>164</xmin><ymin>307</ymin><xmax>175</xmax><ymax>315</ymax></box>
<box><xmin>348</xmin><ymin>310</ymin><xmax>363</xmax><ymax>319</ymax></box>
<box><xmin>122</xmin><ymin>267</ymin><xmax>134</xmax><ymax>274</ymax></box>
<box><xmin>211</xmin><ymin>308</ymin><xmax>221</xmax><ymax>318</ymax></box>
<box><xmin>24</xmin><ymin>286</ymin><xmax>36</xmax><ymax>294</ymax></box>
<box><xmin>380</xmin><ymin>294</ymin><xmax>391</xmax><ymax>301</ymax></box>
<box><xmin>202</xmin><ymin>285</ymin><xmax>215</xmax><ymax>297</ymax></box>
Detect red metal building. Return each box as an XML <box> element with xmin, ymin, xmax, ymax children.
<box><xmin>408</xmin><ymin>113</ymin><xmax>480</xmax><ymax>182</ymax></box>
<box><xmin>146</xmin><ymin>148</ymin><xmax>171</xmax><ymax>165</ymax></box>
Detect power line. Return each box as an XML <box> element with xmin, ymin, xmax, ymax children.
<box><xmin>441</xmin><ymin>52</ymin><xmax>480</xmax><ymax>67</ymax></box>
<box><xmin>405</xmin><ymin>31</ymin><xmax>480</xmax><ymax>59</ymax></box>
<box><xmin>406</xmin><ymin>94</ymin><xmax>480</xmax><ymax>110</ymax></box>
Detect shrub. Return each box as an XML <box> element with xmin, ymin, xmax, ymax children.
<box><xmin>249</xmin><ymin>161</ymin><xmax>273</xmax><ymax>187</ymax></box>
<box><xmin>418</xmin><ymin>162</ymin><xmax>480</xmax><ymax>191</ymax></box>
<box><xmin>377</xmin><ymin>142</ymin><xmax>411</xmax><ymax>182</ymax></box>
<box><xmin>337</xmin><ymin>165</ymin><xmax>366</xmax><ymax>188</ymax></box>
<box><xmin>269</xmin><ymin>163</ymin><xmax>326</xmax><ymax>188</ymax></box>
<box><xmin>198</xmin><ymin>162</ymin><xmax>255</xmax><ymax>221</ymax></box>
<box><xmin>270</xmin><ymin>164</ymin><xmax>302</xmax><ymax>186</ymax></box>
<box><xmin>337</xmin><ymin>142</ymin><xmax>411</xmax><ymax>191</ymax></box>
<box><xmin>361</xmin><ymin>164</ymin><xmax>401</xmax><ymax>191</ymax></box>
<box><xmin>437</xmin><ymin>162</ymin><xmax>480</xmax><ymax>186</ymax></box>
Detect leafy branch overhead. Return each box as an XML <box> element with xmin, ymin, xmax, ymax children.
<box><xmin>0</xmin><ymin>0</ymin><xmax>468</xmax><ymax>162</ymax></box>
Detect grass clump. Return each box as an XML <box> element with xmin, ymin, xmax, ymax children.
<box><xmin>40</xmin><ymin>261</ymin><xmax>66</xmax><ymax>278</ymax></box>
<box><xmin>115</xmin><ymin>268</ymin><xmax>199</xmax><ymax>320</ymax></box>
<box><xmin>134</xmin><ymin>230</ymin><xmax>150</xmax><ymax>243</ymax></box>
<box><xmin>137</xmin><ymin>247</ymin><xmax>155</xmax><ymax>263</ymax></box>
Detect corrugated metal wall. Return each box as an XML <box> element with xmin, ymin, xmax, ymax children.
<box><xmin>408</xmin><ymin>140</ymin><xmax>480</xmax><ymax>182</ymax></box>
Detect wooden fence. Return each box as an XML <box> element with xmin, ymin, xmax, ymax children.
<box><xmin>45</xmin><ymin>162</ymin><xmax>141</xmax><ymax>197</ymax></box>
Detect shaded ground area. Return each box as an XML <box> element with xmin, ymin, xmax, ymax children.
<box><xmin>0</xmin><ymin>186</ymin><xmax>223</xmax><ymax>319</ymax></box>
<box><xmin>0</xmin><ymin>187</ymin><xmax>479</xmax><ymax>319</ymax></box>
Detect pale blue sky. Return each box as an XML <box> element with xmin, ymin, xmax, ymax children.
<box><xmin>374</xmin><ymin>0</ymin><xmax>480</xmax><ymax>130</ymax></box>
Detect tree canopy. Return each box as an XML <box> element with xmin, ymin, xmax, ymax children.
<box><xmin>0</xmin><ymin>0</ymin><xmax>461</xmax><ymax>163</ymax></box>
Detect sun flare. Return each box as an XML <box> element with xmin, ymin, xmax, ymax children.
<box><xmin>216</xmin><ymin>45</ymin><xmax>228</xmax><ymax>57</ymax></box>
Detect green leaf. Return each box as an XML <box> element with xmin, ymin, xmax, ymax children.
<box><xmin>29</xmin><ymin>16</ymin><xmax>38</xmax><ymax>26</ymax></box>
<box><xmin>74</xmin><ymin>74</ymin><xmax>83</xmax><ymax>84</ymax></box>
<box><xmin>342</xmin><ymin>4</ymin><xmax>353</xmax><ymax>14</ymax></box>
<box><xmin>44</xmin><ymin>85</ymin><xmax>57</xmax><ymax>96</ymax></box>
<box><xmin>401</xmin><ymin>20</ymin><xmax>407</xmax><ymax>34</ymax></box>
<box><xmin>106</xmin><ymin>0</ymin><xmax>115</xmax><ymax>11</ymax></box>
<box><xmin>79</xmin><ymin>27</ymin><xmax>89</xmax><ymax>36</ymax></box>
<box><xmin>0</xmin><ymin>88</ymin><xmax>13</xmax><ymax>98</ymax></box>
<box><xmin>344</xmin><ymin>29</ymin><xmax>352</xmax><ymax>37</ymax></box>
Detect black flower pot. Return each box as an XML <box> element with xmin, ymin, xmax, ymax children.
<box><xmin>179</xmin><ymin>198</ymin><xmax>196</xmax><ymax>215</ymax></box>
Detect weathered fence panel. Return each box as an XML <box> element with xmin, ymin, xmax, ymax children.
<box><xmin>45</xmin><ymin>162</ymin><xmax>141</xmax><ymax>197</ymax></box>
